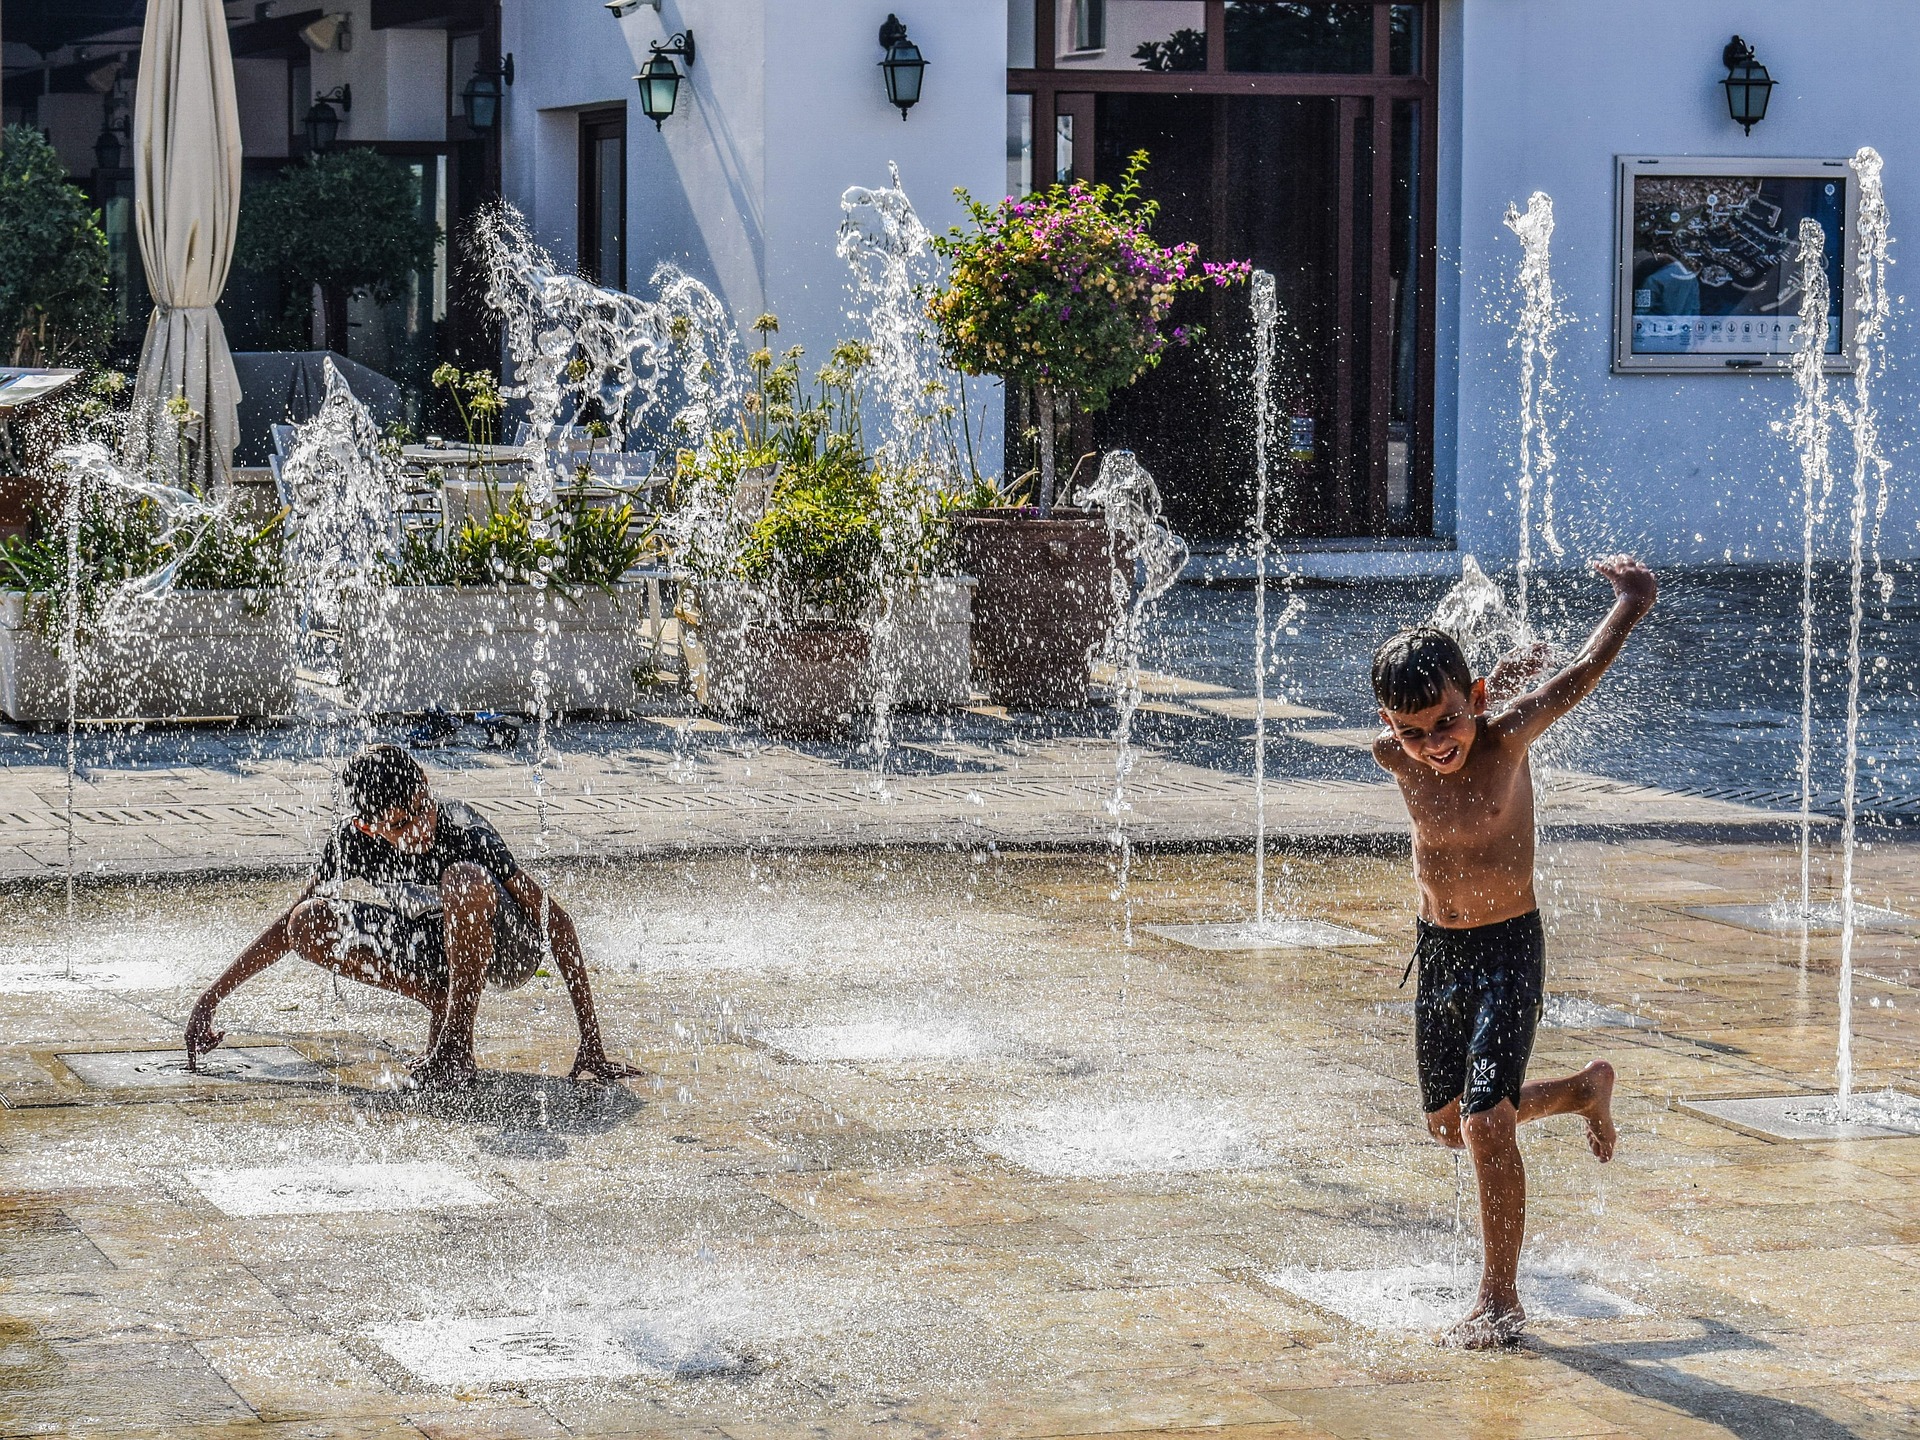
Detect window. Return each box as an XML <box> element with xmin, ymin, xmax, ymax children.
<box><xmin>1072</xmin><ymin>0</ymin><xmax>1107</xmax><ymax>51</ymax></box>
<box><xmin>1007</xmin><ymin>95</ymin><xmax>1034</xmax><ymax>196</ymax></box>
<box><xmin>578</xmin><ymin>108</ymin><xmax>626</xmax><ymax>289</ymax></box>
<box><xmin>1055</xmin><ymin>113</ymin><xmax>1074</xmax><ymax>184</ymax></box>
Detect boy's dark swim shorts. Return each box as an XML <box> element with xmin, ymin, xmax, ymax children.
<box><xmin>330</xmin><ymin>876</ymin><xmax>545</xmax><ymax>993</ymax></box>
<box><xmin>1413</xmin><ymin>910</ymin><xmax>1545</xmax><ymax>1116</ymax></box>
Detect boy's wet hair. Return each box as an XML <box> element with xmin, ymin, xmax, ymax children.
<box><xmin>342</xmin><ymin>744</ymin><xmax>426</xmax><ymax>819</ymax></box>
<box><xmin>1372</xmin><ymin>627</ymin><xmax>1473</xmax><ymax>714</ymax></box>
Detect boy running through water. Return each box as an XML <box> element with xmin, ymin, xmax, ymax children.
<box><xmin>186</xmin><ymin>744</ymin><xmax>642</xmax><ymax>1090</ymax></box>
<box><xmin>1370</xmin><ymin>556</ymin><xmax>1656</xmax><ymax>1348</ymax></box>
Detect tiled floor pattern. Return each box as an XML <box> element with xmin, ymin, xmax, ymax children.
<box><xmin>1</xmin><ymin>838</ymin><xmax>1916</xmax><ymax>1437</ymax></box>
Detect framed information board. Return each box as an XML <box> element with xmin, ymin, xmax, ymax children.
<box><xmin>1614</xmin><ymin>156</ymin><xmax>1856</xmax><ymax>374</ymax></box>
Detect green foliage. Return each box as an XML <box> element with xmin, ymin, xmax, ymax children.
<box><xmin>0</xmin><ymin>496</ymin><xmax>286</xmax><ymax>632</ymax></box>
<box><xmin>674</xmin><ymin>332</ymin><xmax>953</xmax><ymax>622</ymax></box>
<box><xmin>1134</xmin><ymin>27</ymin><xmax>1206</xmax><ymax>71</ymax></box>
<box><xmin>928</xmin><ymin>151</ymin><xmax>1249</xmax><ymax>414</ymax></box>
<box><xmin>387</xmin><ymin>484</ymin><xmax>652</xmax><ymax>593</ymax></box>
<box><xmin>0</xmin><ymin>126</ymin><xmax>113</xmax><ymax>366</ymax></box>
<box><xmin>431</xmin><ymin>364</ymin><xmax>503</xmax><ymax>452</ymax></box>
<box><xmin>236</xmin><ymin>150</ymin><xmax>440</xmax><ymax>334</ymax></box>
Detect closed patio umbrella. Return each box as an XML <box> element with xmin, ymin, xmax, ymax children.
<box><xmin>127</xmin><ymin>0</ymin><xmax>244</xmax><ymax>493</ymax></box>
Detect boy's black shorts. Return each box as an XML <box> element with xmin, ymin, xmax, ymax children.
<box><xmin>330</xmin><ymin>879</ymin><xmax>545</xmax><ymax>993</ymax></box>
<box><xmin>1414</xmin><ymin>910</ymin><xmax>1545</xmax><ymax>1116</ymax></box>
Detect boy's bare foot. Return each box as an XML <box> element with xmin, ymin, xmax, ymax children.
<box><xmin>1441</xmin><ymin>1295</ymin><xmax>1527</xmax><ymax>1350</ymax></box>
<box><xmin>1576</xmin><ymin>1059</ymin><xmax>1617</xmax><ymax>1162</ymax></box>
<box><xmin>407</xmin><ymin>1051</ymin><xmax>477</xmax><ymax>1091</ymax></box>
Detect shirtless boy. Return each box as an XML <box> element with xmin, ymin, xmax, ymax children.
<box><xmin>186</xmin><ymin>743</ymin><xmax>643</xmax><ymax>1090</ymax></box>
<box><xmin>1370</xmin><ymin>555</ymin><xmax>1656</xmax><ymax>1348</ymax></box>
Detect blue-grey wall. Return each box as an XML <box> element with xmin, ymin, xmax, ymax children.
<box><xmin>1440</xmin><ymin>0</ymin><xmax>1920</xmax><ymax>565</ymax></box>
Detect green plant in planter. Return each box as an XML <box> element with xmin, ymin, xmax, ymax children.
<box><xmin>0</xmin><ymin>495</ymin><xmax>286</xmax><ymax>635</ymax></box>
<box><xmin>673</xmin><ymin>332</ymin><xmax>953</xmax><ymax>625</ymax></box>
<box><xmin>0</xmin><ymin>126</ymin><xmax>113</xmax><ymax>366</ymax></box>
<box><xmin>431</xmin><ymin>364</ymin><xmax>504</xmax><ymax>455</ymax></box>
<box><xmin>387</xmin><ymin>483</ymin><xmax>651</xmax><ymax>594</ymax></box>
<box><xmin>927</xmin><ymin>150</ymin><xmax>1250</xmax><ymax>514</ymax></box>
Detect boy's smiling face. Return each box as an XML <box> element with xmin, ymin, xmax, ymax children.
<box><xmin>1381</xmin><ymin>677</ymin><xmax>1487</xmax><ymax>774</ymax></box>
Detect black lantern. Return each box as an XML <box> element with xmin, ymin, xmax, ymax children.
<box><xmin>93</xmin><ymin>121</ymin><xmax>123</xmax><ymax>172</ymax></box>
<box><xmin>878</xmin><ymin>14</ymin><xmax>925</xmax><ymax>120</ymax></box>
<box><xmin>461</xmin><ymin>54</ymin><xmax>514</xmax><ymax>133</ymax></box>
<box><xmin>303</xmin><ymin>85</ymin><xmax>351</xmax><ymax>152</ymax></box>
<box><xmin>1722</xmin><ymin>35</ymin><xmax>1773</xmax><ymax>136</ymax></box>
<box><xmin>635</xmin><ymin>31</ymin><xmax>694</xmax><ymax>130</ymax></box>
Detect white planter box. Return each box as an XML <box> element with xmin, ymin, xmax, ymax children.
<box><xmin>341</xmin><ymin>583</ymin><xmax>658</xmax><ymax>716</ymax></box>
<box><xmin>0</xmin><ymin>589</ymin><xmax>295</xmax><ymax>723</ymax></box>
<box><xmin>684</xmin><ymin>577</ymin><xmax>974</xmax><ymax>719</ymax></box>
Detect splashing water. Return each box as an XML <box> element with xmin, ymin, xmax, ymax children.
<box><xmin>46</xmin><ymin>441</ymin><xmax>233</xmax><ymax>975</ymax></box>
<box><xmin>1430</xmin><ymin>554</ymin><xmax>1530</xmax><ymax>675</ymax></box>
<box><xmin>1502</xmin><ymin>192</ymin><xmax>1566</xmax><ymax>627</ymax></box>
<box><xmin>1249</xmin><ymin>271</ymin><xmax>1277</xmax><ymax>921</ymax></box>
<box><xmin>470</xmin><ymin>204</ymin><xmax>741</xmax><ymax>835</ymax></box>
<box><xmin>1076</xmin><ymin>451</ymin><xmax>1188</xmax><ymax>943</ymax></box>
<box><xmin>837</xmin><ymin>171</ymin><xmax>959</xmax><ymax>788</ymax></box>
<box><xmin>1836</xmin><ymin>146</ymin><xmax>1894</xmax><ymax>1112</ymax></box>
<box><xmin>1787</xmin><ymin>220</ymin><xmax>1838</xmax><ymax>929</ymax></box>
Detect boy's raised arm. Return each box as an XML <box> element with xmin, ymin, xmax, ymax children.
<box><xmin>1496</xmin><ymin>556</ymin><xmax>1656</xmax><ymax>747</ymax></box>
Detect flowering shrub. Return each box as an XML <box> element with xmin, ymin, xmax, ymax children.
<box><xmin>928</xmin><ymin>150</ymin><xmax>1248</xmax><ymax>510</ymax></box>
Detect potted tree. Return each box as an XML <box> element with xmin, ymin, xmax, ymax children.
<box><xmin>235</xmin><ymin>149</ymin><xmax>440</xmax><ymax>355</ymax></box>
<box><xmin>928</xmin><ymin>151</ymin><xmax>1247</xmax><ymax>707</ymax></box>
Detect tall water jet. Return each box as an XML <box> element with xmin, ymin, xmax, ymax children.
<box><xmin>1787</xmin><ymin>219</ymin><xmax>1837</xmax><ymax>929</ymax></box>
<box><xmin>1836</xmin><ymin>145</ymin><xmax>1894</xmax><ymax>1111</ymax></box>
<box><xmin>1502</xmin><ymin>192</ymin><xmax>1566</xmax><ymax>628</ymax></box>
<box><xmin>1249</xmin><ymin>271</ymin><xmax>1276</xmax><ymax>923</ymax></box>
<box><xmin>1076</xmin><ymin>451</ymin><xmax>1187</xmax><ymax>943</ymax></box>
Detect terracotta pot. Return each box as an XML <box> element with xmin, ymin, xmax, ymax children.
<box><xmin>749</xmin><ymin>626</ymin><xmax>873</xmax><ymax>740</ymax></box>
<box><xmin>954</xmin><ymin>509</ymin><xmax>1114</xmax><ymax>709</ymax></box>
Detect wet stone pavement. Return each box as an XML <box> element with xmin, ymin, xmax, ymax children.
<box><xmin>0</xmin><ymin>839</ymin><xmax>1916</xmax><ymax>1438</ymax></box>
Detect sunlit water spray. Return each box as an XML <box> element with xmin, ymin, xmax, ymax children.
<box><xmin>472</xmin><ymin>203</ymin><xmax>742</xmax><ymax>838</ymax></box>
<box><xmin>1076</xmin><ymin>451</ymin><xmax>1187</xmax><ymax>944</ymax></box>
<box><xmin>1502</xmin><ymin>192</ymin><xmax>1566</xmax><ymax>627</ymax></box>
<box><xmin>1786</xmin><ymin>218</ymin><xmax>1839</xmax><ymax>933</ymax></box>
<box><xmin>1835</xmin><ymin>145</ymin><xmax>1894</xmax><ymax>1112</ymax></box>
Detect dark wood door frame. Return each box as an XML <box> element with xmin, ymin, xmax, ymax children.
<box><xmin>1011</xmin><ymin>0</ymin><xmax>1440</xmax><ymax>538</ymax></box>
<box><xmin>577</xmin><ymin>106</ymin><xmax>628</xmax><ymax>288</ymax></box>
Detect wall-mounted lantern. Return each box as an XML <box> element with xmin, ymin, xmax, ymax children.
<box><xmin>92</xmin><ymin>119</ymin><xmax>125</xmax><ymax>172</ymax></box>
<box><xmin>461</xmin><ymin>54</ymin><xmax>514</xmax><ymax>133</ymax></box>
<box><xmin>636</xmin><ymin>31</ymin><xmax>695</xmax><ymax>130</ymax></box>
<box><xmin>303</xmin><ymin>84</ymin><xmax>352</xmax><ymax>151</ymax></box>
<box><xmin>1721</xmin><ymin>35</ymin><xmax>1773</xmax><ymax>136</ymax></box>
<box><xmin>878</xmin><ymin>14</ymin><xmax>926</xmax><ymax>120</ymax></box>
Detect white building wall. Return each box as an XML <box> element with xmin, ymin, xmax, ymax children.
<box><xmin>1445</xmin><ymin>0</ymin><xmax>1920</xmax><ymax>565</ymax></box>
<box><xmin>501</xmin><ymin>0</ymin><xmax>1005</xmax><ymax>461</ymax></box>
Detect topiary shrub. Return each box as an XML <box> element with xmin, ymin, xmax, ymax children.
<box><xmin>236</xmin><ymin>148</ymin><xmax>440</xmax><ymax>352</ymax></box>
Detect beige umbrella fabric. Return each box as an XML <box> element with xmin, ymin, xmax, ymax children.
<box><xmin>128</xmin><ymin>0</ymin><xmax>244</xmax><ymax>492</ymax></box>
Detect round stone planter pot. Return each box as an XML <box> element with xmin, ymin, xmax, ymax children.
<box><xmin>749</xmin><ymin>627</ymin><xmax>873</xmax><ymax>740</ymax></box>
<box><xmin>954</xmin><ymin>508</ymin><xmax>1113</xmax><ymax>710</ymax></box>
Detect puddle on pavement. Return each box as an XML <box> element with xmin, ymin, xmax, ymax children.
<box><xmin>750</xmin><ymin>1020</ymin><xmax>997</xmax><ymax>1063</ymax></box>
<box><xmin>1269</xmin><ymin>1261</ymin><xmax>1646</xmax><ymax>1334</ymax></box>
<box><xmin>979</xmin><ymin>1100</ymin><xmax>1266</xmax><ymax>1178</ymax></box>
<box><xmin>187</xmin><ymin>1161</ymin><xmax>497</xmax><ymax>1216</ymax></box>
<box><xmin>370</xmin><ymin>1312</ymin><xmax>744</xmax><ymax>1385</ymax></box>
<box><xmin>1684</xmin><ymin>901</ymin><xmax>1913</xmax><ymax>936</ymax></box>
<box><xmin>1680</xmin><ymin>1090</ymin><xmax>1920</xmax><ymax>1141</ymax></box>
